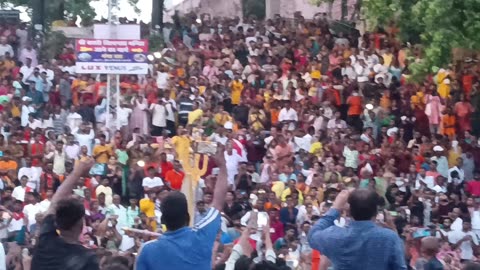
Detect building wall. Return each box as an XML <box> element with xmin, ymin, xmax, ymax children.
<box><xmin>266</xmin><ymin>0</ymin><xmax>357</xmax><ymax>20</ymax></box>
<box><xmin>166</xmin><ymin>0</ymin><xmax>357</xmax><ymax>22</ymax></box>
<box><xmin>166</xmin><ymin>0</ymin><xmax>242</xmax><ymax>21</ymax></box>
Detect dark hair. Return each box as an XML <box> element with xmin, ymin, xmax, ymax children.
<box><xmin>103</xmin><ymin>265</ymin><xmax>129</xmax><ymax>270</ymax></box>
<box><xmin>348</xmin><ymin>189</ymin><xmax>379</xmax><ymax>221</ymax></box>
<box><xmin>235</xmin><ymin>255</ymin><xmax>253</xmax><ymax>270</ymax></box>
<box><xmin>463</xmin><ymin>262</ymin><xmax>480</xmax><ymax>270</ymax></box>
<box><xmin>160</xmin><ymin>191</ymin><xmax>189</xmax><ymax>231</ymax></box>
<box><xmin>55</xmin><ymin>198</ymin><xmax>85</xmax><ymax>230</ymax></box>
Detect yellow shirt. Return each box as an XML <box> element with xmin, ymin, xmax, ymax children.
<box><xmin>93</xmin><ymin>144</ymin><xmax>113</xmax><ymax>164</ymax></box>
<box><xmin>231</xmin><ymin>80</ymin><xmax>244</xmax><ymax>105</ymax></box>
<box><xmin>139</xmin><ymin>198</ymin><xmax>157</xmax><ymax>231</ymax></box>
<box><xmin>281</xmin><ymin>188</ymin><xmax>304</xmax><ymax>204</ymax></box>
<box><xmin>188</xmin><ymin>109</ymin><xmax>203</xmax><ymax>125</ymax></box>
<box><xmin>214</xmin><ymin>113</ymin><xmax>232</xmax><ymax>126</ymax></box>
<box><xmin>171</xmin><ymin>135</ymin><xmax>191</xmax><ymax>161</ymax></box>
<box><xmin>249</xmin><ymin>113</ymin><xmax>265</xmax><ymax>131</ymax></box>
<box><xmin>11</xmin><ymin>105</ymin><xmax>20</xmax><ymax>118</ymax></box>
<box><xmin>382</xmin><ymin>53</ymin><xmax>393</xmax><ymax>67</ymax></box>
<box><xmin>271</xmin><ymin>181</ymin><xmax>285</xmax><ymax>198</ymax></box>
<box><xmin>437</xmin><ymin>71</ymin><xmax>451</xmax><ymax>99</ymax></box>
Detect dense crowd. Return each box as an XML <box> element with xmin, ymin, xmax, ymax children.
<box><xmin>0</xmin><ymin>11</ymin><xmax>479</xmax><ymax>270</ymax></box>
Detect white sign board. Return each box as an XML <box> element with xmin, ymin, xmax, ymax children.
<box><xmin>94</xmin><ymin>24</ymin><xmax>141</xmax><ymax>40</ymax></box>
<box><xmin>76</xmin><ymin>62</ymin><xmax>149</xmax><ymax>75</ymax></box>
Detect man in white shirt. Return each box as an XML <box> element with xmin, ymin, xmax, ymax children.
<box><xmin>18</xmin><ymin>158</ymin><xmax>41</xmax><ymax>192</ymax></box>
<box><xmin>106</xmin><ymin>194</ymin><xmax>128</xmax><ymax>233</ymax></box>
<box><xmin>12</xmin><ymin>176</ymin><xmax>29</xmax><ymax>202</ymax></box>
<box><xmin>19</xmin><ymin>43</ymin><xmax>38</xmax><ymax>67</ymax></box>
<box><xmin>26</xmin><ymin>114</ymin><xmax>42</xmax><ymax>130</ymax></box>
<box><xmin>327</xmin><ymin>111</ymin><xmax>348</xmax><ymax>130</ymax></box>
<box><xmin>0</xmin><ymin>37</ymin><xmax>13</xmax><ymax>58</ymax></box>
<box><xmin>353</xmin><ymin>58</ymin><xmax>370</xmax><ymax>93</ymax></box>
<box><xmin>156</xmin><ymin>67</ymin><xmax>169</xmax><ymax>89</ymax></box>
<box><xmin>23</xmin><ymin>192</ymin><xmax>43</xmax><ymax>232</ymax></box>
<box><xmin>117</xmin><ymin>103</ymin><xmax>132</xmax><ymax>134</ymax></box>
<box><xmin>39</xmin><ymin>188</ymin><xmax>53</xmax><ymax>212</ymax></box>
<box><xmin>19</xmin><ymin>58</ymin><xmax>34</xmax><ymax>84</ymax></box>
<box><xmin>142</xmin><ymin>166</ymin><xmax>164</xmax><ymax>193</ymax></box>
<box><xmin>21</xmin><ymin>97</ymin><xmax>35</xmax><ymax>127</ymax></box>
<box><xmin>225</xmin><ymin>145</ymin><xmax>242</xmax><ymax>186</ymax></box>
<box><xmin>448</xmin><ymin>157</ymin><xmax>465</xmax><ymax>184</ymax></box>
<box><xmin>278</xmin><ymin>103</ymin><xmax>298</xmax><ymax>131</ymax></box>
<box><xmin>150</xmin><ymin>100</ymin><xmax>167</xmax><ymax>136</ymax></box>
<box><xmin>37</xmin><ymin>61</ymin><xmax>55</xmax><ymax>82</ymax></box>
<box><xmin>73</xmin><ymin>124</ymin><xmax>95</xmax><ymax>155</ymax></box>
<box><xmin>448</xmin><ymin>221</ymin><xmax>479</xmax><ymax>261</ymax></box>
<box><xmin>162</xmin><ymin>95</ymin><xmax>177</xmax><ymax>136</ymax></box>
<box><xmin>64</xmin><ymin>134</ymin><xmax>80</xmax><ymax>160</ymax></box>
<box><xmin>16</xmin><ymin>23</ymin><xmax>28</xmax><ymax>50</ymax></box>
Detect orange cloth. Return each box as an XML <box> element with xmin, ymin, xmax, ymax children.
<box><xmin>164</xmin><ymin>170</ymin><xmax>185</xmax><ymax>190</ymax></box>
<box><xmin>347</xmin><ymin>96</ymin><xmax>362</xmax><ymax>116</ymax></box>
<box><xmin>0</xmin><ymin>160</ymin><xmax>17</xmax><ymax>171</ymax></box>
<box><xmin>312</xmin><ymin>250</ymin><xmax>321</xmax><ymax>270</ymax></box>
<box><xmin>441</xmin><ymin>114</ymin><xmax>456</xmax><ymax>137</ymax></box>
<box><xmin>270</xmin><ymin>109</ymin><xmax>279</xmax><ymax>125</ymax></box>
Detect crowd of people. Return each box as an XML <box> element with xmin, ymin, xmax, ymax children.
<box><xmin>0</xmin><ymin>9</ymin><xmax>479</xmax><ymax>270</ymax></box>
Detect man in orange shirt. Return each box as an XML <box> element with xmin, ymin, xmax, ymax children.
<box><xmin>164</xmin><ymin>160</ymin><xmax>185</xmax><ymax>190</ymax></box>
<box><xmin>346</xmin><ymin>90</ymin><xmax>363</xmax><ymax>132</ymax></box>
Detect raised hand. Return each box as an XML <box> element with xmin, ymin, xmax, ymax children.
<box><xmin>332</xmin><ymin>190</ymin><xmax>350</xmax><ymax>211</ymax></box>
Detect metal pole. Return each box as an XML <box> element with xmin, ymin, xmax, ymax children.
<box><xmin>116</xmin><ymin>74</ymin><xmax>120</xmax><ymax>130</ymax></box>
<box><xmin>108</xmin><ymin>0</ymin><xmax>113</xmax><ymax>25</ymax></box>
<box><xmin>106</xmin><ymin>75</ymin><xmax>111</xmax><ymax>131</ymax></box>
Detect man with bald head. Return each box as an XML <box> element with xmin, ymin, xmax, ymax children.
<box><xmin>420</xmin><ymin>237</ymin><xmax>443</xmax><ymax>270</ymax></box>
<box><xmin>308</xmin><ymin>188</ymin><xmax>407</xmax><ymax>270</ymax></box>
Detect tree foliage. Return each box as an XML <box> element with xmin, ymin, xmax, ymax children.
<box><xmin>2</xmin><ymin>0</ymin><xmax>142</xmax><ymax>25</ymax></box>
<box><xmin>242</xmin><ymin>0</ymin><xmax>266</xmax><ymax>20</ymax></box>
<box><xmin>363</xmin><ymin>0</ymin><xmax>480</xmax><ymax>79</ymax></box>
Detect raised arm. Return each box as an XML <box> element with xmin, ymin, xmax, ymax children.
<box><xmin>308</xmin><ymin>190</ymin><xmax>349</xmax><ymax>257</ymax></box>
<box><xmin>45</xmin><ymin>158</ymin><xmax>94</xmax><ymax>216</ymax></box>
<box><xmin>212</xmin><ymin>146</ymin><xmax>228</xmax><ymax>211</ymax></box>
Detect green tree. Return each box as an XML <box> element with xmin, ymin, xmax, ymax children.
<box><xmin>3</xmin><ymin>0</ymin><xmax>142</xmax><ymax>26</ymax></box>
<box><xmin>363</xmin><ymin>0</ymin><xmax>480</xmax><ymax>80</ymax></box>
<box><xmin>243</xmin><ymin>0</ymin><xmax>266</xmax><ymax>20</ymax></box>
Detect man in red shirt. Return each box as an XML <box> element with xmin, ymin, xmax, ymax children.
<box><xmin>164</xmin><ymin>160</ymin><xmax>185</xmax><ymax>190</ymax></box>
<box><xmin>159</xmin><ymin>153</ymin><xmax>173</xmax><ymax>179</ymax></box>
<box><xmin>466</xmin><ymin>173</ymin><xmax>480</xmax><ymax>197</ymax></box>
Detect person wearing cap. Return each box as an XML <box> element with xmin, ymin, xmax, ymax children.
<box><xmin>432</xmin><ymin>146</ymin><xmax>449</xmax><ymax>178</ymax></box>
<box><xmin>20</xmin><ymin>96</ymin><xmax>35</xmax><ymax>127</ymax></box>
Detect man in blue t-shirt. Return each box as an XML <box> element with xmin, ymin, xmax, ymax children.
<box><xmin>136</xmin><ymin>149</ymin><xmax>228</xmax><ymax>270</ymax></box>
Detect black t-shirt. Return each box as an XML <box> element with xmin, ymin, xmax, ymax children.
<box><xmin>423</xmin><ymin>258</ymin><xmax>444</xmax><ymax>270</ymax></box>
<box><xmin>31</xmin><ymin>215</ymin><xmax>99</xmax><ymax>270</ymax></box>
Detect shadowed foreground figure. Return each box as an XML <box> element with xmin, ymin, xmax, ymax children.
<box><xmin>308</xmin><ymin>188</ymin><xmax>407</xmax><ymax>270</ymax></box>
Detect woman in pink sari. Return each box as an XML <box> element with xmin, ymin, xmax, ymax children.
<box><xmin>130</xmin><ymin>93</ymin><xmax>149</xmax><ymax>136</ymax></box>
<box><xmin>454</xmin><ymin>95</ymin><xmax>474</xmax><ymax>133</ymax></box>
<box><xmin>424</xmin><ymin>91</ymin><xmax>443</xmax><ymax>135</ymax></box>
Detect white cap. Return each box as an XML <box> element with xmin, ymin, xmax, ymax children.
<box><xmin>386</xmin><ymin>127</ymin><xmax>399</xmax><ymax>137</ymax></box>
<box><xmin>22</xmin><ymin>96</ymin><xmax>32</xmax><ymax>102</ymax></box>
<box><xmin>224</xmin><ymin>121</ymin><xmax>233</xmax><ymax>130</ymax></box>
<box><xmin>433</xmin><ymin>146</ymin><xmax>444</xmax><ymax>152</ymax></box>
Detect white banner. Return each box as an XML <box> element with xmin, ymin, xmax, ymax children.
<box><xmin>75</xmin><ymin>62</ymin><xmax>149</xmax><ymax>75</ymax></box>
